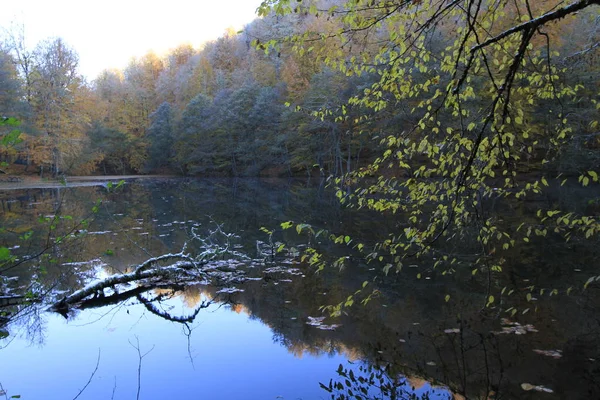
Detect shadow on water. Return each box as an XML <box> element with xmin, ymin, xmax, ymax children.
<box><xmin>0</xmin><ymin>177</ymin><xmax>598</xmax><ymax>399</ymax></box>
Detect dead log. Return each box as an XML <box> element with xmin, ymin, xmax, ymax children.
<box><xmin>51</xmin><ymin>260</ymin><xmax>202</xmax><ymax>315</ymax></box>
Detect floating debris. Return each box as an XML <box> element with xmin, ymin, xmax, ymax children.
<box><xmin>521</xmin><ymin>383</ymin><xmax>553</xmax><ymax>393</ymax></box>
<box><xmin>306</xmin><ymin>316</ymin><xmax>341</xmax><ymax>331</ymax></box>
<box><xmin>493</xmin><ymin>319</ymin><xmax>538</xmax><ymax>335</ymax></box>
<box><xmin>306</xmin><ymin>316</ymin><xmax>326</xmax><ymax>326</ymax></box>
<box><xmin>426</xmin><ymin>361</ymin><xmax>436</xmax><ymax>366</ymax></box>
<box><xmin>316</xmin><ymin>324</ymin><xmax>341</xmax><ymax>331</ymax></box>
<box><xmin>263</xmin><ymin>266</ymin><xmax>303</xmax><ymax>276</ymax></box>
<box><xmin>216</xmin><ymin>287</ymin><xmax>244</xmax><ymax>294</ymax></box>
<box><xmin>444</xmin><ymin>328</ymin><xmax>461</xmax><ymax>334</ymax></box>
<box><xmin>533</xmin><ymin>349</ymin><xmax>562</xmax><ymax>359</ymax></box>
<box><xmin>62</xmin><ymin>259</ymin><xmax>105</xmax><ymax>267</ymax></box>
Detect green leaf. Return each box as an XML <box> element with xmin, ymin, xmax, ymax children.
<box><xmin>445</xmin><ymin>294</ymin><xmax>450</xmax><ymax>302</ymax></box>
<box><xmin>0</xmin><ymin>247</ymin><xmax>10</xmax><ymax>261</ymax></box>
<box><xmin>280</xmin><ymin>221</ymin><xmax>293</xmax><ymax>230</ymax></box>
<box><xmin>383</xmin><ymin>264</ymin><xmax>392</xmax><ymax>275</ymax></box>
<box><xmin>1</xmin><ymin>129</ymin><xmax>22</xmax><ymax>146</ymax></box>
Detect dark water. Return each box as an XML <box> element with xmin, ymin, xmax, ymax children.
<box><xmin>0</xmin><ymin>178</ymin><xmax>598</xmax><ymax>399</ymax></box>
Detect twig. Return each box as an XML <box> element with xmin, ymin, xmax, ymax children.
<box><xmin>0</xmin><ymin>381</ymin><xmax>9</xmax><ymax>400</ymax></box>
<box><xmin>72</xmin><ymin>348</ymin><xmax>101</xmax><ymax>400</ymax></box>
<box><xmin>111</xmin><ymin>376</ymin><xmax>117</xmax><ymax>400</ymax></box>
<box><xmin>129</xmin><ymin>336</ymin><xmax>155</xmax><ymax>400</ymax></box>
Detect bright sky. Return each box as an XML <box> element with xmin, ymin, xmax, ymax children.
<box><xmin>0</xmin><ymin>0</ymin><xmax>264</xmax><ymax>81</ymax></box>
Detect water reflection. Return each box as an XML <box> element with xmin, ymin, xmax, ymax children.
<box><xmin>0</xmin><ymin>178</ymin><xmax>598</xmax><ymax>399</ymax></box>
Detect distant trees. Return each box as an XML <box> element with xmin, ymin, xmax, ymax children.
<box><xmin>1</xmin><ymin>0</ymin><xmax>598</xmax><ymax>183</ymax></box>
<box><xmin>146</xmin><ymin>101</ymin><xmax>174</xmax><ymax>171</ymax></box>
<box><xmin>30</xmin><ymin>38</ymin><xmax>82</xmax><ymax>176</ymax></box>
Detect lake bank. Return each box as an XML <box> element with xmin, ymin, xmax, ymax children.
<box><xmin>0</xmin><ymin>175</ymin><xmax>177</xmax><ymax>190</ymax></box>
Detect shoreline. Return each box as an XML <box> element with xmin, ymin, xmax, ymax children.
<box><xmin>0</xmin><ymin>175</ymin><xmax>178</xmax><ymax>190</ymax></box>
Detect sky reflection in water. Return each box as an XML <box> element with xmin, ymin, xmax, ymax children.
<box><xmin>1</xmin><ymin>294</ymin><xmax>354</xmax><ymax>399</ymax></box>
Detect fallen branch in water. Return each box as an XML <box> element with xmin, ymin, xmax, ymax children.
<box><xmin>51</xmin><ymin>260</ymin><xmax>201</xmax><ymax>316</ymax></box>
<box><xmin>50</xmin><ymin>257</ymin><xmax>251</xmax><ymax>317</ymax></box>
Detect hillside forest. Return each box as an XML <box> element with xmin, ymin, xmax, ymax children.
<box><xmin>0</xmin><ymin>0</ymin><xmax>597</xmax><ymax>180</ymax></box>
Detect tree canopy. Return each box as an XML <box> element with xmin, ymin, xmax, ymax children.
<box><xmin>254</xmin><ymin>0</ymin><xmax>600</xmax><ymax>311</ymax></box>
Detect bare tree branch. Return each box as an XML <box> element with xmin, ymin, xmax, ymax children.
<box><xmin>72</xmin><ymin>348</ymin><xmax>101</xmax><ymax>400</ymax></box>
<box><xmin>471</xmin><ymin>0</ymin><xmax>600</xmax><ymax>53</ymax></box>
<box><xmin>129</xmin><ymin>336</ymin><xmax>154</xmax><ymax>400</ymax></box>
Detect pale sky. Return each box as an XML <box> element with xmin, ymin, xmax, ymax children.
<box><xmin>0</xmin><ymin>0</ymin><xmax>264</xmax><ymax>80</ymax></box>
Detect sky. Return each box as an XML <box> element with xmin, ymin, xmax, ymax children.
<box><xmin>0</xmin><ymin>0</ymin><xmax>264</xmax><ymax>80</ymax></box>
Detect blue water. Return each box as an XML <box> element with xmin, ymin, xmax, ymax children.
<box><xmin>0</xmin><ymin>295</ymin><xmax>349</xmax><ymax>399</ymax></box>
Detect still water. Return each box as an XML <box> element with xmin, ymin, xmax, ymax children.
<box><xmin>0</xmin><ymin>178</ymin><xmax>598</xmax><ymax>399</ymax></box>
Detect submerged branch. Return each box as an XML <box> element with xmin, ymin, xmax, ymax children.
<box><xmin>137</xmin><ymin>292</ymin><xmax>212</xmax><ymax>324</ymax></box>
<box><xmin>51</xmin><ymin>261</ymin><xmax>201</xmax><ymax>315</ymax></box>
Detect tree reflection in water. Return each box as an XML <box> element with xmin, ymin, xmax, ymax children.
<box><xmin>0</xmin><ymin>178</ymin><xmax>598</xmax><ymax>399</ymax></box>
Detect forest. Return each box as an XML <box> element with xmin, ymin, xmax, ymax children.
<box><xmin>0</xmin><ymin>0</ymin><xmax>595</xmax><ymax>180</ymax></box>
<box><xmin>0</xmin><ymin>1</ymin><xmax>599</xmax><ymax>398</ymax></box>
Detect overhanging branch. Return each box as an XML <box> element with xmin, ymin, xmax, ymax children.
<box><xmin>471</xmin><ymin>0</ymin><xmax>600</xmax><ymax>53</ymax></box>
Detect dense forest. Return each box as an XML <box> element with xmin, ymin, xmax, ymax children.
<box><xmin>1</xmin><ymin>0</ymin><xmax>596</xmax><ymax>179</ymax></box>
<box><xmin>0</xmin><ymin>2</ymin><xmax>599</xmax><ymax>397</ymax></box>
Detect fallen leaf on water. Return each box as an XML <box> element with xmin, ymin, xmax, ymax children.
<box><xmin>216</xmin><ymin>287</ymin><xmax>244</xmax><ymax>294</ymax></box>
<box><xmin>521</xmin><ymin>383</ymin><xmax>553</xmax><ymax>393</ymax></box>
<box><xmin>316</xmin><ymin>324</ymin><xmax>341</xmax><ymax>331</ymax></box>
<box><xmin>444</xmin><ymin>328</ymin><xmax>460</xmax><ymax>334</ymax></box>
<box><xmin>493</xmin><ymin>320</ymin><xmax>538</xmax><ymax>335</ymax></box>
<box><xmin>533</xmin><ymin>349</ymin><xmax>562</xmax><ymax>359</ymax></box>
<box><xmin>306</xmin><ymin>316</ymin><xmax>326</xmax><ymax>326</ymax></box>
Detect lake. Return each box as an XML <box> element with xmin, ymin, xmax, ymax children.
<box><xmin>0</xmin><ymin>177</ymin><xmax>598</xmax><ymax>399</ymax></box>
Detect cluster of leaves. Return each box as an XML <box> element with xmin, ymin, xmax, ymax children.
<box><xmin>257</xmin><ymin>0</ymin><xmax>600</xmax><ymax>309</ymax></box>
